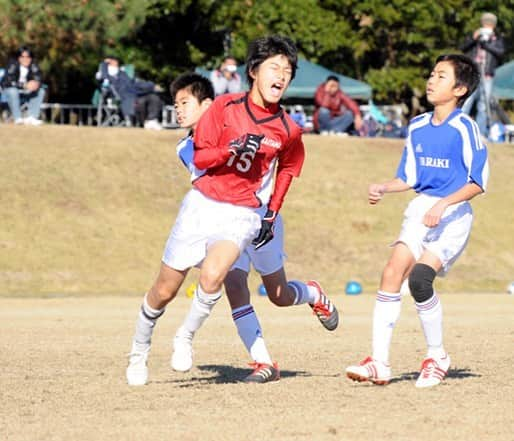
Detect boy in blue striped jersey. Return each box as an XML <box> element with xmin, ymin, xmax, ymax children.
<box><xmin>346</xmin><ymin>54</ymin><xmax>489</xmax><ymax>388</ymax></box>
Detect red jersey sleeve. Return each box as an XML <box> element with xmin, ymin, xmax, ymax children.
<box><xmin>268</xmin><ymin>126</ymin><xmax>305</xmax><ymax>213</ymax></box>
<box><xmin>193</xmin><ymin>96</ymin><xmax>233</xmax><ymax>170</ymax></box>
<box><xmin>338</xmin><ymin>90</ymin><xmax>361</xmax><ymax>117</ymax></box>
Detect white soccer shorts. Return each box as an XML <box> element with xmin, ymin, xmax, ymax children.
<box><xmin>393</xmin><ymin>193</ymin><xmax>473</xmax><ymax>276</ymax></box>
<box><xmin>231</xmin><ymin>205</ymin><xmax>286</xmax><ymax>276</ymax></box>
<box><xmin>162</xmin><ymin>189</ymin><xmax>261</xmax><ymax>271</ymax></box>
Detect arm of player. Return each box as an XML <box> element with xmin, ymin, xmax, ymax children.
<box><xmin>193</xmin><ymin>97</ymin><xmax>233</xmax><ymax>169</ymax></box>
<box><xmin>369</xmin><ymin>178</ymin><xmax>411</xmax><ymax>205</ymax></box>
<box><xmin>423</xmin><ymin>182</ymin><xmax>483</xmax><ymax>227</ymax></box>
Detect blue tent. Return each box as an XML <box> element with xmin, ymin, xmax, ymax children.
<box><xmin>196</xmin><ymin>58</ymin><xmax>372</xmax><ymax>100</ymax></box>
<box><xmin>493</xmin><ymin>60</ymin><xmax>514</xmax><ymax>100</ymax></box>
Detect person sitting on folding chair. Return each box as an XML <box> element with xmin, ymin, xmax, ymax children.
<box><xmin>1</xmin><ymin>46</ymin><xmax>45</xmax><ymax>126</ymax></box>
<box><xmin>96</xmin><ymin>56</ymin><xmax>164</xmax><ymax>130</ymax></box>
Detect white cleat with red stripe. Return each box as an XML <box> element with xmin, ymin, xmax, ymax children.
<box><xmin>345</xmin><ymin>356</ymin><xmax>391</xmax><ymax>385</ymax></box>
<box><xmin>415</xmin><ymin>354</ymin><xmax>451</xmax><ymax>388</ymax></box>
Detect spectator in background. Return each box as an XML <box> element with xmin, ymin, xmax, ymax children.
<box><xmin>313</xmin><ymin>75</ymin><xmax>362</xmax><ymax>135</ymax></box>
<box><xmin>96</xmin><ymin>56</ymin><xmax>164</xmax><ymax>130</ymax></box>
<box><xmin>1</xmin><ymin>46</ymin><xmax>45</xmax><ymax>126</ymax></box>
<box><xmin>460</xmin><ymin>12</ymin><xmax>504</xmax><ymax>137</ymax></box>
<box><xmin>290</xmin><ymin>104</ymin><xmax>307</xmax><ymax>129</ymax></box>
<box><xmin>210</xmin><ymin>56</ymin><xmax>242</xmax><ymax>96</ymax></box>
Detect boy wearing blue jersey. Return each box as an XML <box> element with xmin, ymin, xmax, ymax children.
<box><xmin>346</xmin><ymin>54</ymin><xmax>489</xmax><ymax>388</ymax></box>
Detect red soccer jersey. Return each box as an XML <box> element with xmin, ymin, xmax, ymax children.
<box><xmin>193</xmin><ymin>92</ymin><xmax>305</xmax><ymax>211</ymax></box>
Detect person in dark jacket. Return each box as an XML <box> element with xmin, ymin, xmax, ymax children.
<box><xmin>459</xmin><ymin>12</ymin><xmax>505</xmax><ymax>137</ymax></box>
<box><xmin>96</xmin><ymin>57</ymin><xmax>163</xmax><ymax>130</ymax></box>
<box><xmin>1</xmin><ymin>46</ymin><xmax>45</xmax><ymax>125</ymax></box>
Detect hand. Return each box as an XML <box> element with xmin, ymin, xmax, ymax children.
<box><xmin>25</xmin><ymin>80</ymin><xmax>40</xmax><ymax>92</ymax></box>
<box><xmin>229</xmin><ymin>133</ymin><xmax>264</xmax><ymax>156</ymax></box>
<box><xmin>423</xmin><ymin>200</ymin><xmax>448</xmax><ymax>227</ymax></box>
<box><xmin>368</xmin><ymin>183</ymin><xmax>386</xmax><ymax>205</ymax></box>
<box><xmin>354</xmin><ymin>114</ymin><xmax>363</xmax><ymax>131</ymax></box>
<box><xmin>252</xmin><ymin>209</ymin><xmax>276</xmax><ymax>250</ymax></box>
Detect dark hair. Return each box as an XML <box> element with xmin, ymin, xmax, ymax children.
<box><xmin>16</xmin><ymin>46</ymin><xmax>33</xmax><ymax>58</ymax></box>
<box><xmin>435</xmin><ymin>54</ymin><xmax>480</xmax><ymax>106</ymax></box>
<box><xmin>170</xmin><ymin>72</ymin><xmax>215</xmax><ymax>102</ymax></box>
<box><xmin>245</xmin><ymin>35</ymin><xmax>298</xmax><ymax>87</ymax></box>
<box><xmin>105</xmin><ymin>55</ymin><xmax>122</xmax><ymax>64</ymax></box>
<box><xmin>222</xmin><ymin>55</ymin><xmax>237</xmax><ymax>63</ymax></box>
<box><xmin>325</xmin><ymin>75</ymin><xmax>339</xmax><ymax>83</ymax></box>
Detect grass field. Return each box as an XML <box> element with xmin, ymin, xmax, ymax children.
<box><xmin>1</xmin><ymin>125</ymin><xmax>514</xmax><ymax>441</ymax></box>
<box><xmin>1</xmin><ymin>294</ymin><xmax>513</xmax><ymax>441</ymax></box>
<box><xmin>1</xmin><ymin>125</ymin><xmax>513</xmax><ymax>296</ymax></box>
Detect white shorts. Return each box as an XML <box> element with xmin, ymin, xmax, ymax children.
<box><xmin>162</xmin><ymin>189</ymin><xmax>261</xmax><ymax>271</ymax></box>
<box><xmin>393</xmin><ymin>193</ymin><xmax>473</xmax><ymax>276</ymax></box>
<box><xmin>231</xmin><ymin>205</ymin><xmax>286</xmax><ymax>276</ymax></box>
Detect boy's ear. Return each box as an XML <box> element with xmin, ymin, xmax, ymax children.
<box><xmin>201</xmin><ymin>98</ymin><xmax>213</xmax><ymax>110</ymax></box>
<box><xmin>454</xmin><ymin>84</ymin><xmax>468</xmax><ymax>100</ymax></box>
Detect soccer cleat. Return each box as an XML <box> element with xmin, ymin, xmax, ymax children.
<box><xmin>415</xmin><ymin>354</ymin><xmax>451</xmax><ymax>388</ymax></box>
<box><xmin>307</xmin><ymin>280</ymin><xmax>339</xmax><ymax>331</ymax></box>
<box><xmin>126</xmin><ymin>345</ymin><xmax>150</xmax><ymax>386</ymax></box>
<box><xmin>345</xmin><ymin>356</ymin><xmax>392</xmax><ymax>385</ymax></box>
<box><xmin>243</xmin><ymin>362</ymin><xmax>280</xmax><ymax>384</ymax></box>
<box><xmin>171</xmin><ymin>327</ymin><xmax>194</xmax><ymax>372</ymax></box>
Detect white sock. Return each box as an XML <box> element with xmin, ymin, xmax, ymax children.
<box><xmin>232</xmin><ymin>304</ymin><xmax>272</xmax><ymax>365</ymax></box>
<box><xmin>289</xmin><ymin>280</ymin><xmax>318</xmax><ymax>305</ymax></box>
<box><xmin>415</xmin><ymin>293</ymin><xmax>445</xmax><ymax>359</ymax></box>
<box><xmin>372</xmin><ymin>291</ymin><xmax>402</xmax><ymax>364</ymax></box>
<box><xmin>132</xmin><ymin>293</ymin><xmax>165</xmax><ymax>350</ymax></box>
<box><xmin>181</xmin><ymin>284</ymin><xmax>222</xmax><ymax>335</ymax></box>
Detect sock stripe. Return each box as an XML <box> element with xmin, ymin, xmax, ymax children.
<box><xmin>232</xmin><ymin>305</ymin><xmax>255</xmax><ymax>321</ymax></box>
<box><xmin>140</xmin><ymin>304</ymin><xmax>165</xmax><ymax>321</ymax></box>
<box><xmin>288</xmin><ymin>280</ymin><xmax>304</xmax><ymax>304</ymax></box>
<box><xmin>376</xmin><ymin>293</ymin><xmax>401</xmax><ymax>302</ymax></box>
<box><xmin>415</xmin><ymin>294</ymin><xmax>440</xmax><ymax>312</ymax></box>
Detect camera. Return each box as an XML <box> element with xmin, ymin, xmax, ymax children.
<box><xmin>479</xmin><ymin>27</ymin><xmax>493</xmax><ymax>42</ymax></box>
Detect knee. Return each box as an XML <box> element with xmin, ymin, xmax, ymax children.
<box><xmin>4</xmin><ymin>87</ymin><xmax>19</xmax><ymax>99</ymax></box>
<box><xmin>199</xmin><ymin>267</ymin><xmax>224</xmax><ymax>293</ymax></box>
<box><xmin>150</xmin><ymin>282</ymin><xmax>177</xmax><ymax>305</ymax></box>
<box><xmin>318</xmin><ymin>107</ymin><xmax>330</xmax><ymax>117</ymax></box>
<box><xmin>382</xmin><ymin>262</ymin><xmax>401</xmax><ymax>286</ymax></box>
<box><xmin>408</xmin><ymin>263</ymin><xmax>436</xmax><ymax>303</ymax></box>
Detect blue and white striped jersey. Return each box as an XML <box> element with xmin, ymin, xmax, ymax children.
<box><xmin>176</xmin><ymin>133</ymin><xmax>205</xmax><ymax>181</ymax></box>
<box><xmin>396</xmin><ymin>109</ymin><xmax>489</xmax><ymax>197</ymax></box>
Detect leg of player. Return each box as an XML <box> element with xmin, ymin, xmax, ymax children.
<box><xmin>224</xmin><ymin>269</ymin><xmax>279</xmax><ymax>384</ymax></box>
<box><xmin>410</xmin><ymin>251</ymin><xmax>450</xmax><ymax>388</ymax></box>
<box><xmin>346</xmin><ymin>242</ymin><xmax>414</xmax><ymax>385</ymax></box>
<box><xmin>262</xmin><ymin>268</ymin><xmax>339</xmax><ymax>331</ymax></box>
<box><xmin>171</xmin><ymin>240</ymin><xmax>240</xmax><ymax>373</ymax></box>
<box><xmin>126</xmin><ymin>263</ymin><xmax>188</xmax><ymax>386</ymax></box>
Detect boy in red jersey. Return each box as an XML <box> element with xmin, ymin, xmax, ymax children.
<box><xmin>126</xmin><ymin>35</ymin><xmax>338</xmax><ymax>386</ymax></box>
<box><xmin>170</xmin><ymin>72</ymin><xmax>339</xmax><ymax>384</ymax></box>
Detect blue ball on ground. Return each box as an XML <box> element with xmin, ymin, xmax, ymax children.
<box><xmin>258</xmin><ymin>283</ymin><xmax>267</xmax><ymax>296</ymax></box>
<box><xmin>345</xmin><ymin>280</ymin><xmax>362</xmax><ymax>295</ymax></box>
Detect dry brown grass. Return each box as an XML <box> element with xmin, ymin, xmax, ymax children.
<box><xmin>1</xmin><ymin>125</ymin><xmax>513</xmax><ymax>296</ymax></box>
<box><xmin>1</xmin><ymin>294</ymin><xmax>513</xmax><ymax>441</ymax></box>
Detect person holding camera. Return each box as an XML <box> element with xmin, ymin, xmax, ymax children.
<box><xmin>460</xmin><ymin>12</ymin><xmax>504</xmax><ymax>137</ymax></box>
<box><xmin>210</xmin><ymin>56</ymin><xmax>242</xmax><ymax>96</ymax></box>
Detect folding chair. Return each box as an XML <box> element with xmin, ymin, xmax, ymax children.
<box><xmin>93</xmin><ymin>63</ymin><xmax>135</xmax><ymax>127</ymax></box>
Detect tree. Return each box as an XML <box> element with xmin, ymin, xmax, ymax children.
<box><xmin>0</xmin><ymin>0</ymin><xmax>156</xmax><ymax>102</ymax></box>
